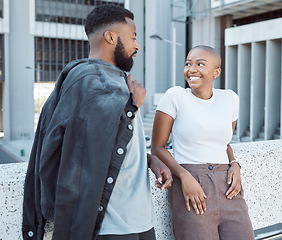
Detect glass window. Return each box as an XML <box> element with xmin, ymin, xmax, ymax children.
<box><xmin>234</xmin><ymin>9</ymin><xmax>282</xmax><ymax>26</ymax></box>
<box><xmin>35</xmin><ymin>0</ymin><xmax>125</xmax><ymax>25</ymax></box>
<box><xmin>35</xmin><ymin>37</ymin><xmax>89</xmax><ymax>82</ymax></box>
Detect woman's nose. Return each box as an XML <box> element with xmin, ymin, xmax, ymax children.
<box><xmin>189</xmin><ymin>64</ymin><xmax>197</xmax><ymax>73</ymax></box>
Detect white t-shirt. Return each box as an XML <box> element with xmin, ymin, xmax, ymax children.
<box><xmin>156</xmin><ymin>86</ymin><xmax>239</xmax><ymax>165</ymax></box>
<box><xmin>99</xmin><ymin>111</ymin><xmax>154</xmax><ymax>235</ymax></box>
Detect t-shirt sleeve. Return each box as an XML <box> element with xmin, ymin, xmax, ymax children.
<box><xmin>232</xmin><ymin>91</ymin><xmax>239</xmax><ymax>122</ymax></box>
<box><xmin>156</xmin><ymin>86</ymin><xmax>182</xmax><ymax>119</ymax></box>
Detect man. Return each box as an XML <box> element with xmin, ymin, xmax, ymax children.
<box><xmin>22</xmin><ymin>4</ymin><xmax>172</xmax><ymax>240</ymax></box>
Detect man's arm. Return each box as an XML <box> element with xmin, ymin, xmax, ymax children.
<box><xmin>147</xmin><ymin>153</ymin><xmax>173</xmax><ymax>190</ymax></box>
<box><xmin>126</xmin><ymin>75</ymin><xmax>172</xmax><ymax>190</ymax></box>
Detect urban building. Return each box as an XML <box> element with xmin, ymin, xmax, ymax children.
<box><xmin>185</xmin><ymin>0</ymin><xmax>282</xmax><ymax>142</ymax></box>
<box><xmin>0</xmin><ymin>0</ymin><xmax>186</xmax><ymax>141</ymax></box>
<box><xmin>1</xmin><ymin>0</ymin><xmax>281</xmax><ymax>143</ymax></box>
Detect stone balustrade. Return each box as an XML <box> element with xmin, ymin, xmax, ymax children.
<box><xmin>0</xmin><ymin>140</ymin><xmax>281</xmax><ymax>240</ymax></box>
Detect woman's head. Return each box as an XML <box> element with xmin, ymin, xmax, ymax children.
<box><xmin>184</xmin><ymin>45</ymin><xmax>221</xmax><ymax>96</ymax></box>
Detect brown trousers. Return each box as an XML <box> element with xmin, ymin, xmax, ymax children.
<box><xmin>169</xmin><ymin>164</ymin><xmax>255</xmax><ymax>240</ymax></box>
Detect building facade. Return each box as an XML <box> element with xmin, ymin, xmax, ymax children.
<box><xmin>173</xmin><ymin>0</ymin><xmax>282</xmax><ymax>142</ymax></box>
<box><xmin>2</xmin><ymin>0</ymin><xmax>280</xmax><ymax>142</ymax></box>
<box><xmin>0</xmin><ymin>0</ymin><xmax>186</xmax><ymax>141</ymax></box>
<box><xmin>210</xmin><ymin>0</ymin><xmax>282</xmax><ymax>141</ymax></box>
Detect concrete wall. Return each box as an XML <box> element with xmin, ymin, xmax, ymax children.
<box><xmin>0</xmin><ymin>140</ymin><xmax>281</xmax><ymax>240</ymax></box>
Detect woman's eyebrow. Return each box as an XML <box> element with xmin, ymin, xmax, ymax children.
<box><xmin>196</xmin><ymin>59</ymin><xmax>207</xmax><ymax>62</ymax></box>
<box><xmin>186</xmin><ymin>59</ymin><xmax>207</xmax><ymax>62</ymax></box>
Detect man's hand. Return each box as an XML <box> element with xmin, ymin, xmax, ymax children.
<box><xmin>126</xmin><ymin>75</ymin><xmax>146</xmax><ymax>108</ymax></box>
<box><xmin>226</xmin><ymin>163</ymin><xmax>241</xmax><ymax>200</ymax></box>
<box><xmin>148</xmin><ymin>154</ymin><xmax>172</xmax><ymax>190</ymax></box>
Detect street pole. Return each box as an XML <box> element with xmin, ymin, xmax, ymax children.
<box><xmin>36</xmin><ymin>63</ymin><xmax>40</xmax><ymax>115</ymax></box>
<box><xmin>172</xmin><ymin>26</ymin><xmax>176</xmax><ymax>87</ymax></box>
<box><xmin>149</xmin><ymin>29</ymin><xmax>182</xmax><ymax>88</ymax></box>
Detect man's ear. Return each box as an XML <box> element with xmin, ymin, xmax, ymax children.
<box><xmin>214</xmin><ymin>67</ymin><xmax>221</xmax><ymax>78</ymax></box>
<box><xmin>103</xmin><ymin>31</ymin><xmax>115</xmax><ymax>44</ymax></box>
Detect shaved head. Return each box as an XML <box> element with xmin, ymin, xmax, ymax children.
<box><xmin>190</xmin><ymin>45</ymin><xmax>221</xmax><ymax>68</ymax></box>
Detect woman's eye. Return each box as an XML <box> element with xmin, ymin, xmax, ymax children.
<box><xmin>185</xmin><ymin>62</ymin><xmax>191</xmax><ymax>66</ymax></box>
<box><xmin>198</xmin><ymin>63</ymin><xmax>204</xmax><ymax>66</ymax></box>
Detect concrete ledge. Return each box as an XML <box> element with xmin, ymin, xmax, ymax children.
<box><xmin>0</xmin><ymin>140</ymin><xmax>281</xmax><ymax>240</ymax></box>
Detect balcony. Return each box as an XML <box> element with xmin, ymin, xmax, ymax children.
<box><xmin>211</xmin><ymin>0</ymin><xmax>282</xmax><ymax>19</ymax></box>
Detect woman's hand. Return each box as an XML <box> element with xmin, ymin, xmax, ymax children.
<box><xmin>226</xmin><ymin>163</ymin><xmax>241</xmax><ymax>199</ymax></box>
<box><xmin>180</xmin><ymin>172</ymin><xmax>207</xmax><ymax>215</ymax></box>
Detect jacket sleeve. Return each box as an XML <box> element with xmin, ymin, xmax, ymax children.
<box><xmin>22</xmin><ymin>115</ymin><xmax>46</xmax><ymax>240</ymax></box>
<box><xmin>43</xmin><ymin>91</ymin><xmax>137</xmax><ymax>240</ymax></box>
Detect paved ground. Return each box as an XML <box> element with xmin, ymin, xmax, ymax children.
<box><xmin>0</xmin><ymin>138</ymin><xmax>32</xmax><ymax>164</ymax></box>
<box><xmin>0</xmin><ymin>145</ymin><xmax>22</xmax><ymax>164</ymax></box>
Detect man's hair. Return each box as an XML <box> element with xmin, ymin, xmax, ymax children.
<box><xmin>84</xmin><ymin>4</ymin><xmax>134</xmax><ymax>37</ymax></box>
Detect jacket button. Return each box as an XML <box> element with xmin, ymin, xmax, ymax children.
<box><xmin>117</xmin><ymin>148</ymin><xmax>124</xmax><ymax>155</ymax></box>
<box><xmin>128</xmin><ymin>124</ymin><xmax>133</xmax><ymax>130</ymax></box>
<box><xmin>208</xmin><ymin>165</ymin><xmax>213</xmax><ymax>170</ymax></box>
<box><xmin>28</xmin><ymin>231</ymin><xmax>34</xmax><ymax>237</ymax></box>
<box><xmin>127</xmin><ymin>111</ymin><xmax>133</xmax><ymax>118</ymax></box>
<box><xmin>107</xmin><ymin>177</ymin><xmax>114</xmax><ymax>184</ymax></box>
<box><xmin>98</xmin><ymin>206</ymin><xmax>103</xmax><ymax>212</ymax></box>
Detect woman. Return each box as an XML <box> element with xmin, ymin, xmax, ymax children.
<box><xmin>151</xmin><ymin>45</ymin><xmax>254</xmax><ymax>240</ymax></box>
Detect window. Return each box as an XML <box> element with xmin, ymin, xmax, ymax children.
<box><xmin>234</xmin><ymin>9</ymin><xmax>282</xmax><ymax>26</ymax></box>
<box><xmin>35</xmin><ymin>0</ymin><xmax>125</xmax><ymax>25</ymax></box>
<box><xmin>35</xmin><ymin>37</ymin><xmax>89</xmax><ymax>82</ymax></box>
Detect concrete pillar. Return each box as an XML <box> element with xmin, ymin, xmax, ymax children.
<box><xmin>281</xmin><ymin>39</ymin><xmax>282</xmax><ymax>139</ymax></box>
<box><xmin>237</xmin><ymin>44</ymin><xmax>251</xmax><ymax>140</ymax></box>
<box><xmin>250</xmin><ymin>42</ymin><xmax>265</xmax><ymax>141</ymax></box>
<box><xmin>126</xmin><ymin>0</ymin><xmax>146</xmax><ymax>116</ymax></box>
<box><xmin>127</xmin><ymin>0</ymin><xmax>145</xmax><ymax>86</ymax></box>
<box><xmin>4</xmin><ymin>0</ymin><xmax>35</xmax><ymax>140</ymax></box>
<box><xmin>265</xmin><ymin>40</ymin><xmax>281</xmax><ymax>140</ymax></box>
<box><xmin>144</xmin><ymin>0</ymin><xmax>186</xmax><ymax>111</ymax></box>
<box><xmin>225</xmin><ymin>45</ymin><xmax>237</xmax><ymax>92</ymax></box>
<box><xmin>225</xmin><ymin>45</ymin><xmax>239</xmax><ymax>140</ymax></box>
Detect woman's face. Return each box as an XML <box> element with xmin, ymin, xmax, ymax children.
<box><xmin>183</xmin><ymin>48</ymin><xmax>221</xmax><ymax>92</ymax></box>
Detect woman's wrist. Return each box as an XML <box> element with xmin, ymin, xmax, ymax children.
<box><xmin>230</xmin><ymin>159</ymin><xmax>241</xmax><ymax>169</ymax></box>
<box><xmin>178</xmin><ymin>168</ymin><xmax>192</xmax><ymax>181</ymax></box>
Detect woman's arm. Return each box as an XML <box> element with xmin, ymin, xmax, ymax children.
<box><xmin>226</xmin><ymin>120</ymin><xmax>242</xmax><ymax>200</ymax></box>
<box><xmin>151</xmin><ymin>111</ymin><xmax>207</xmax><ymax>215</ymax></box>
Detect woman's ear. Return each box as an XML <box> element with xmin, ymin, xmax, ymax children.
<box><xmin>103</xmin><ymin>31</ymin><xmax>115</xmax><ymax>44</ymax></box>
<box><xmin>214</xmin><ymin>67</ymin><xmax>221</xmax><ymax>78</ymax></box>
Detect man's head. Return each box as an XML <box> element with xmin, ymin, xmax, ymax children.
<box><xmin>85</xmin><ymin>4</ymin><xmax>139</xmax><ymax>72</ymax></box>
<box><xmin>85</xmin><ymin>4</ymin><xmax>134</xmax><ymax>37</ymax></box>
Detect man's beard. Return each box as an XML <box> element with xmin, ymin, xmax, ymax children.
<box><xmin>114</xmin><ymin>37</ymin><xmax>137</xmax><ymax>72</ymax></box>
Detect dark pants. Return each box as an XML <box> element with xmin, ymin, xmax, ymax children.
<box><xmin>97</xmin><ymin>228</ymin><xmax>156</xmax><ymax>240</ymax></box>
<box><xmin>170</xmin><ymin>164</ymin><xmax>255</xmax><ymax>240</ymax></box>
